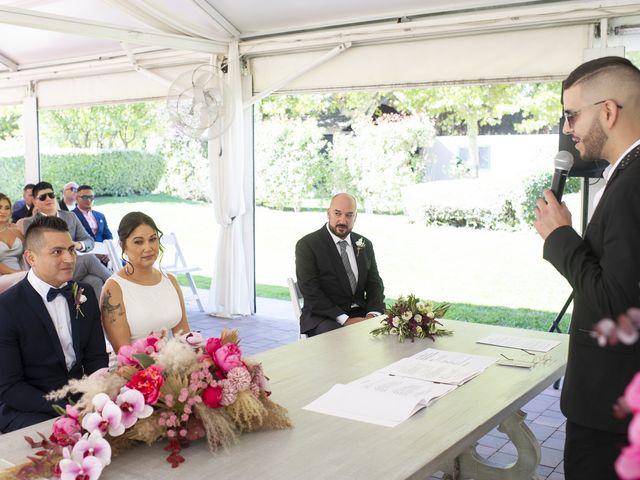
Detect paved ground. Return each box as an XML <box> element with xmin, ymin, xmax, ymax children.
<box><xmin>185</xmin><ymin>292</ymin><xmax>566</xmax><ymax>480</ymax></box>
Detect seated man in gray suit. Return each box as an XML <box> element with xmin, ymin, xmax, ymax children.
<box><xmin>295</xmin><ymin>193</ymin><xmax>385</xmax><ymax>337</ymax></box>
<box><xmin>17</xmin><ymin>182</ymin><xmax>111</xmax><ymax>299</ymax></box>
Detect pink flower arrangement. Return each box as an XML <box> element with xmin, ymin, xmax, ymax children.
<box><xmin>6</xmin><ymin>330</ymin><xmax>291</xmax><ymax>480</ymax></box>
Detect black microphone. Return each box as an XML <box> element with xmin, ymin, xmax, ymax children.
<box><xmin>550</xmin><ymin>151</ymin><xmax>574</xmax><ymax>202</ymax></box>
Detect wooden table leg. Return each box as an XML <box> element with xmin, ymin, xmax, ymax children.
<box><xmin>448</xmin><ymin>410</ymin><xmax>541</xmax><ymax>480</ymax></box>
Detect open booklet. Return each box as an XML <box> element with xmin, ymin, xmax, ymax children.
<box><xmin>380</xmin><ymin>348</ymin><xmax>497</xmax><ymax>386</ymax></box>
<box><xmin>303</xmin><ymin>349</ymin><xmax>497</xmax><ymax>427</ymax></box>
<box><xmin>303</xmin><ymin>372</ymin><xmax>456</xmax><ymax>427</ymax></box>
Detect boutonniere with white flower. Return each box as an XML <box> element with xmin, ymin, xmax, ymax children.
<box><xmin>355</xmin><ymin>237</ymin><xmax>366</xmax><ymax>257</ymax></box>
<box><xmin>72</xmin><ymin>282</ymin><xmax>87</xmax><ymax>319</ymax></box>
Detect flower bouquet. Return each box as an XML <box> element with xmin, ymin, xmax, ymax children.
<box><xmin>0</xmin><ymin>329</ymin><xmax>291</xmax><ymax>480</ymax></box>
<box><xmin>371</xmin><ymin>294</ymin><xmax>452</xmax><ymax>342</ymax></box>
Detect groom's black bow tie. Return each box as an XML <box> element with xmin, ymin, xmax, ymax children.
<box><xmin>47</xmin><ymin>283</ymin><xmax>73</xmax><ymax>302</ymax></box>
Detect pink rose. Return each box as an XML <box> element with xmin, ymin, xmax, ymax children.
<box><xmin>116</xmin><ymin>344</ymin><xmax>139</xmax><ymax>367</ymax></box>
<box><xmin>126</xmin><ymin>365</ymin><xmax>164</xmax><ymax>405</ymax></box>
<box><xmin>205</xmin><ymin>338</ymin><xmax>222</xmax><ymax>358</ymax></box>
<box><xmin>625</xmin><ymin>373</ymin><xmax>640</xmax><ymax>414</ymax></box>
<box><xmin>201</xmin><ymin>386</ymin><xmax>223</xmax><ymax>408</ymax></box>
<box><xmin>617</xmin><ymin>443</ymin><xmax>640</xmax><ymax>480</ymax></box>
<box><xmin>213</xmin><ymin>344</ymin><xmax>244</xmax><ymax>373</ymax></box>
<box><xmin>50</xmin><ymin>415</ymin><xmax>81</xmax><ymax>447</ymax></box>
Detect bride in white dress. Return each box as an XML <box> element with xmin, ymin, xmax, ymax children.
<box><xmin>100</xmin><ymin>211</ymin><xmax>191</xmax><ymax>354</ymax></box>
<box><xmin>0</xmin><ymin>193</ymin><xmax>27</xmax><ymax>293</ymax></box>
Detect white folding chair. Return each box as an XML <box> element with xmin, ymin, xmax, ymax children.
<box><xmin>160</xmin><ymin>232</ymin><xmax>204</xmax><ymax>312</ymax></box>
<box><xmin>102</xmin><ymin>239</ymin><xmax>122</xmax><ymax>273</ymax></box>
<box><xmin>287</xmin><ymin>277</ymin><xmax>307</xmax><ymax>339</ymax></box>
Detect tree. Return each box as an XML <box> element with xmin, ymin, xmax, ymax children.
<box><xmin>393</xmin><ymin>83</ymin><xmax>560</xmax><ymax>178</ymax></box>
<box><xmin>41</xmin><ymin>102</ymin><xmax>161</xmax><ymax>150</ymax></box>
<box><xmin>0</xmin><ymin>108</ymin><xmax>19</xmax><ymax>141</ymax></box>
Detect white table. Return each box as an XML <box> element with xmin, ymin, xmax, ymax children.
<box><xmin>0</xmin><ymin>319</ymin><xmax>568</xmax><ymax>479</ymax></box>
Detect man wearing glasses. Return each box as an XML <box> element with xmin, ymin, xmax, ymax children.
<box><xmin>18</xmin><ymin>182</ymin><xmax>111</xmax><ymax>300</ymax></box>
<box><xmin>72</xmin><ymin>185</ymin><xmax>113</xmax><ymax>243</ymax></box>
<box><xmin>58</xmin><ymin>181</ymin><xmax>78</xmax><ymax>212</ymax></box>
<box><xmin>534</xmin><ymin>56</ymin><xmax>640</xmax><ymax>479</ymax></box>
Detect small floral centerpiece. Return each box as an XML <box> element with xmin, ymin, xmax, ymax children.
<box><xmin>371</xmin><ymin>294</ymin><xmax>452</xmax><ymax>342</ymax></box>
<box><xmin>0</xmin><ymin>329</ymin><xmax>291</xmax><ymax>480</ymax></box>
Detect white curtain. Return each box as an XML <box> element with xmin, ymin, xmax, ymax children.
<box><xmin>206</xmin><ymin>40</ymin><xmax>251</xmax><ymax>317</ymax></box>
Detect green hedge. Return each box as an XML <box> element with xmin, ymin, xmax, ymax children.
<box><xmin>0</xmin><ymin>151</ymin><xmax>166</xmax><ymax>201</ymax></box>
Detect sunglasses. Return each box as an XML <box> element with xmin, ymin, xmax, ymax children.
<box><xmin>563</xmin><ymin>99</ymin><xmax>623</xmax><ymax>129</ymax></box>
<box><xmin>66</xmin><ymin>187</ymin><xmax>78</xmax><ymax>192</ymax></box>
<box><xmin>79</xmin><ymin>195</ymin><xmax>95</xmax><ymax>200</ymax></box>
<box><xmin>36</xmin><ymin>192</ymin><xmax>56</xmax><ymax>201</ymax></box>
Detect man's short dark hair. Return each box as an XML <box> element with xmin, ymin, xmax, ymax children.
<box><xmin>77</xmin><ymin>185</ymin><xmax>93</xmax><ymax>192</ymax></box>
<box><xmin>25</xmin><ymin>216</ymin><xmax>69</xmax><ymax>251</ymax></box>
<box><xmin>32</xmin><ymin>181</ymin><xmax>54</xmax><ymax>199</ymax></box>
<box><xmin>23</xmin><ymin>183</ymin><xmax>35</xmax><ymax>192</ymax></box>
<box><xmin>564</xmin><ymin>56</ymin><xmax>640</xmax><ymax>90</ymax></box>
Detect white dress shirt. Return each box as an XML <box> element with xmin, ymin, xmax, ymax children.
<box><xmin>593</xmin><ymin>138</ymin><xmax>640</xmax><ymax>209</ymax></box>
<box><xmin>27</xmin><ymin>270</ymin><xmax>76</xmax><ymax>370</ymax></box>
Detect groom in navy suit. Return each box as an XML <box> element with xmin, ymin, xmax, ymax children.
<box><xmin>296</xmin><ymin>193</ymin><xmax>385</xmax><ymax>336</ymax></box>
<box><xmin>0</xmin><ymin>216</ymin><xmax>108</xmax><ymax>433</ymax></box>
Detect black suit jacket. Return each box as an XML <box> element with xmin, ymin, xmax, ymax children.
<box><xmin>295</xmin><ymin>225</ymin><xmax>385</xmax><ymax>333</ymax></box>
<box><xmin>11</xmin><ymin>204</ymin><xmax>32</xmax><ymax>223</ymax></box>
<box><xmin>0</xmin><ymin>277</ymin><xmax>108</xmax><ymax>431</ymax></box>
<box><xmin>544</xmin><ymin>144</ymin><xmax>640</xmax><ymax>433</ymax></box>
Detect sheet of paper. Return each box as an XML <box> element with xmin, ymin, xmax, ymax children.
<box><xmin>303</xmin><ymin>374</ymin><xmax>457</xmax><ymax>427</ymax></box>
<box><xmin>476</xmin><ymin>334</ymin><xmax>560</xmax><ymax>352</ymax></box>
<box><xmin>303</xmin><ymin>383</ymin><xmax>422</xmax><ymax>427</ymax></box>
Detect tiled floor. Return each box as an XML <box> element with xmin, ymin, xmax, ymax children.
<box><xmin>185</xmin><ymin>292</ymin><xmax>566</xmax><ymax>480</ymax></box>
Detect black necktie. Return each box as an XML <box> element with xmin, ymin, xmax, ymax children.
<box><xmin>47</xmin><ymin>283</ymin><xmax>74</xmax><ymax>302</ymax></box>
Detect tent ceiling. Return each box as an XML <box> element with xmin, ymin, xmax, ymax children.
<box><xmin>1</xmin><ymin>0</ymin><xmax>640</xmax><ymax>106</ymax></box>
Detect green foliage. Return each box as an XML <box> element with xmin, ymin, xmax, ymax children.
<box><xmin>423</xmin><ymin>204</ymin><xmax>517</xmax><ymax>230</ymax></box>
<box><xmin>0</xmin><ymin>151</ymin><xmax>165</xmax><ymax>197</ymax></box>
<box><xmin>329</xmin><ymin>113</ymin><xmax>436</xmax><ymax>213</ymax></box>
<box><xmin>520</xmin><ymin>172</ymin><xmax>581</xmax><ymax>224</ymax></box>
<box><xmin>157</xmin><ymin>133</ymin><xmax>211</xmax><ymax>202</ymax></box>
<box><xmin>0</xmin><ymin>111</ymin><xmax>19</xmax><ymax>141</ymax></box>
<box><xmin>255</xmin><ymin>119</ymin><xmax>331</xmax><ymax>210</ymax></box>
<box><xmin>41</xmin><ymin>102</ymin><xmax>161</xmax><ymax>149</ymax></box>
<box><xmin>0</xmin><ymin>156</ymin><xmax>24</xmax><ymax>201</ymax></box>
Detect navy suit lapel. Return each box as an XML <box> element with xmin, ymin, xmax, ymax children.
<box><xmin>22</xmin><ymin>280</ymin><xmax>68</xmax><ymax>370</ymax></box>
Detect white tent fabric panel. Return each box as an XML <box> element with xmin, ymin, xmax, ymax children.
<box><xmin>32</xmin><ymin>64</ymin><xmax>200</xmax><ymax>109</ymax></box>
<box><xmin>0</xmin><ymin>85</ymin><xmax>25</xmax><ymax>105</ymax></box>
<box><xmin>250</xmin><ymin>25</ymin><xmax>590</xmax><ymax>94</ymax></box>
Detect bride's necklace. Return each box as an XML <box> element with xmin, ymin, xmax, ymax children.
<box><xmin>0</xmin><ymin>224</ymin><xmax>10</xmax><ymax>232</ymax></box>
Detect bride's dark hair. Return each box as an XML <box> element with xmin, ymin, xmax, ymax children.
<box><xmin>117</xmin><ymin>211</ymin><xmax>164</xmax><ymax>274</ymax></box>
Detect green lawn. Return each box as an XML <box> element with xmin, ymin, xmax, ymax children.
<box><xmin>177</xmin><ymin>274</ymin><xmax>569</xmax><ymax>332</ymax></box>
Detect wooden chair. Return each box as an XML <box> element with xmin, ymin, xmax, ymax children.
<box><xmin>287</xmin><ymin>277</ymin><xmax>307</xmax><ymax>339</ymax></box>
<box><xmin>160</xmin><ymin>232</ymin><xmax>204</xmax><ymax>312</ymax></box>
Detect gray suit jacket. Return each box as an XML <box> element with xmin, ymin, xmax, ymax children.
<box><xmin>21</xmin><ymin>211</ymin><xmax>95</xmax><ymax>252</ymax></box>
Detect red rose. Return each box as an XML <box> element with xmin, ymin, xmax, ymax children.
<box><xmin>126</xmin><ymin>364</ymin><xmax>164</xmax><ymax>405</ymax></box>
<box><xmin>201</xmin><ymin>386</ymin><xmax>223</xmax><ymax>408</ymax></box>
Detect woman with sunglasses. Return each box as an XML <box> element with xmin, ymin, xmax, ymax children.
<box><xmin>100</xmin><ymin>212</ymin><xmax>190</xmax><ymax>354</ymax></box>
<box><xmin>0</xmin><ymin>193</ymin><xmax>28</xmax><ymax>293</ymax></box>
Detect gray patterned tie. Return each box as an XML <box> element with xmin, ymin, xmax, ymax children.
<box><xmin>338</xmin><ymin>240</ymin><xmax>357</xmax><ymax>294</ymax></box>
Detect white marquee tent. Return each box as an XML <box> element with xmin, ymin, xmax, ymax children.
<box><xmin>1</xmin><ymin>0</ymin><xmax>640</xmax><ymax>315</ymax></box>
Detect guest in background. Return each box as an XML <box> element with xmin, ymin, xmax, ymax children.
<box><xmin>0</xmin><ymin>216</ymin><xmax>108</xmax><ymax>432</ymax></box>
<box><xmin>0</xmin><ymin>193</ymin><xmax>28</xmax><ymax>292</ymax></box>
<box><xmin>11</xmin><ymin>183</ymin><xmax>35</xmax><ymax>223</ymax></box>
<box><xmin>100</xmin><ymin>212</ymin><xmax>190</xmax><ymax>353</ymax></box>
<box><xmin>58</xmin><ymin>181</ymin><xmax>78</xmax><ymax>211</ymax></box>
<box><xmin>72</xmin><ymin>185</ymin><xmax>113</xmax><ymax>242</ymax></box>
<box><xmin>295</xmin><ymin>193</ymin><xmax>385</xmax><ymax>337</ymax></box>
<box><xmin>19</xmin><ymin>182</ymin><xmax>111</xmax><ymax>299</ymax></box>
<box><xmin>533</xmin><ymin>56</ymin><xmax>640</xmax><ymax>479</ymax></box>
<box><xmin>73</xmin><ymin>185</ymin><xmax>113</xmax><ymax>266</ymax></box>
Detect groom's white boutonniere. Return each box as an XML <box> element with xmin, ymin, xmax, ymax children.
<box><xmin>355</xmin><ymin>237</ymin><xmax>366</xmax><ymax>257</ymax></box>
<box><xmin>72</xmin><ymin>282</ymin><xmax>87</xmax><ymax>319</ymax></box>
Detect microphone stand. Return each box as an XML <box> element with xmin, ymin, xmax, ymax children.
<box><xmin>548</xmin><ymin>177</ymin><xmax>591</xmax><ymax>389</ymax></box>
